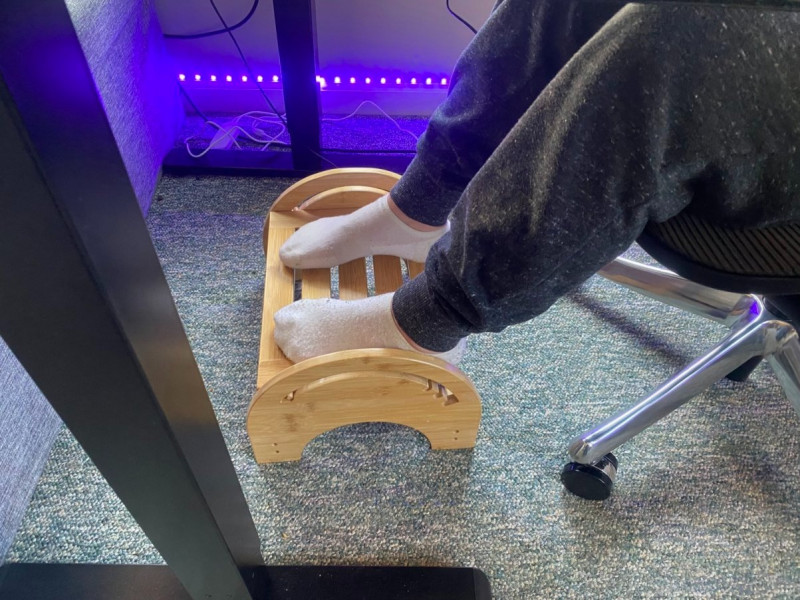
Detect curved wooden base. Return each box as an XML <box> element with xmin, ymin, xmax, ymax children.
<box><xmin>248</xmin><ymin>349</ymin><xmax>481</xmax><ymax>463</ymax></box>
<box><xmin>250</xmin><ymin>168</ymin><xmax>482</xmax><ymax>463</ymax></box>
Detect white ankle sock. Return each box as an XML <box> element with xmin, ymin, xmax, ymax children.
<box><xmin>273</xmin><ymin>292</ymin><xmax>466</xmax><ymax>364</ymax></box>
<box><xmin>279</xmin><ymin>195</ymin><xmax>448</xmax><ymax>269</ymax></box>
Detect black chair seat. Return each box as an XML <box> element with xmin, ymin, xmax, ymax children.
<box><xmin>638</xmin><ymin>212</ymin><xmax>800</xmax><ymax>296</ymax></box>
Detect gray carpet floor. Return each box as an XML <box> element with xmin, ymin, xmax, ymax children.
<box><xmin>7</xmin><ymin>174</ymin><xmax>800</xmax><ymax>598</ymax></box>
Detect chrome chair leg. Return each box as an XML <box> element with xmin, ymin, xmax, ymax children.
<box><xmin>568</xmin><ymin>311</ymin><xmax>769</xmax><ymax>465</ymax></box>
<box><xmin>562</xmin><ymin>300</ymin><xmax>799</xmax><ymax>500</ymax></box>
<box><xmin>767</xmin><ymin>330</ymin><xmax>800</xmax><ymax>421</ymax></box>
<box><xmin>600</xmin><ymin>257</ymin><xmax>756</xmax><ymax>325</ymax></box>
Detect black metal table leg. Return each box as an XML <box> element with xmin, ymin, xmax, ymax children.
<box><xmin>273</xmin><ymin>0</ymin><xmax>322</xmax><ymax>171</ymax></box>
<box><xmin>0</xmin><ymin>2</ymin><xmax>262</xmax><ymax>599</ymax></box>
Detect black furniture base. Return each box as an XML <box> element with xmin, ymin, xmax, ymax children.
<box><xmin>0</xmin><ymin>564</ymin><xmax>491</xmax><ymax>600</ymax></box>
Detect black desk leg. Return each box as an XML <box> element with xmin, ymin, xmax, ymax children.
<box><xmin>273</xmin><ymin>0</ymin><xmax>323</xmax><ymax>171</ymax></box>
<box><xmin>0</xmin><ymin>1</ymin><xmax>263</xmax><ymax>599</ymax></box>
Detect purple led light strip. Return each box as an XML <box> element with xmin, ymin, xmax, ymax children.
<box><xmin>178</xmin><ymin>72</ymin><xmax>449</xmax><ymax>88</ymax></box>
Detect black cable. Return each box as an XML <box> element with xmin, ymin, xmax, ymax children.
<box><xmin>207</xmin><ymin>0</ymin><xmax>286</xmax><ymax>127</ymax></box>
<box><xmin>178</xmin><ymin>83</ymin><xmax>211</xmax><ymax>122</ymax></box>
<box><xmin>164</xmin><ymin>0</ymin><xmax>259</xmax><ymax>39</ymax></box>
<box><xmin>446</xmin><ymin>0</ymin><xmax>478</xmax><ymax>35</ymax></box>
<box><xmin>207</xmin><ymin>0</ymin><xmax>338</xmax><ymax>168</ymax></box>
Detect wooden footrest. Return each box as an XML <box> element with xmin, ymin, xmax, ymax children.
<box><xmin>248</xmin><ymin>168</ymin><xmax>482</xmax><ymax>463</ymax></box>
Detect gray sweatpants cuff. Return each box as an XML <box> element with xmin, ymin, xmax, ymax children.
<box><xmin>390</xmin><ymin>155</ymin><xmax>463</xmax><ymax>227</ymax></box>
<box><xmin>392</xmin><ymin>270</ymin><xmax>467</xmax><ymax>352</ymax></box>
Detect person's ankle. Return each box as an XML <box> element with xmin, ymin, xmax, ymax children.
<box><xmin>387</xmin><ymin>194</ymin><xmax>447</xmax><ymax>232</ymax></box>
<box><xmin>391</xmin><ymin>306</ymin><xmax>460</xmax><ymax>356</ymax></box>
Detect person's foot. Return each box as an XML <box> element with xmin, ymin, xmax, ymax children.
<box><xmin>273</xmin><ymin>292</ymin><xmax>466</xmax><ymax>364</ymax></box>
<box><xmin>279</xmin><ymin>194</ymin><xmax>448</xmax><ymax>269</ymax></box>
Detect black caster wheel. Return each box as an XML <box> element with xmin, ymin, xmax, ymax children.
<box><xmin>561</xmin><ymin>453</ymin><xmax>618</xmax><ymax>500</ymax></box>
<box><xmin>725</xmin><ymin>356</ymin><xmax>763</xmax><ymax>382</ymax></box>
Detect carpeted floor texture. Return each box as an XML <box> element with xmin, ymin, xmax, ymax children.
<box><xmin>7</xmin><ymin>174</ymin><xmax>800</xmax><ymax>598</ymax></box>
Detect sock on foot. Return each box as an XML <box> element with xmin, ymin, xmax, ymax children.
<box><xmin>279</xmin><ymin>194</ymin><xmax>448</xmax><ymax>269</ymax></box>
<box><xmin>273</xmin><ymin>292</ymin><xmax>466</xmax><ymax>364</ymax></box>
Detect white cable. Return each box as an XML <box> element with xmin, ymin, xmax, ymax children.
<box><xmin>184</xmin><ymin>121</ymin><xmax>242</xmax><ymax>159</ymax></box>
<box><xmin>259</xmin><ymin>124</ymin><xmax>288</xmax><ymax>151</ymax></box>
<box><xmin>207</xmin><ymin>120</ymin><xmax>245</xmax><ymax>148</ymax></box>
<box><xmin>185</xmin><ymin>118</ymin><xmax>286</xmax><ymax>158</ymax></box>
<box><xmin>226</xmin><ymin>123</ymin><xmax>283</xmax><ymax>145</ymax></box>
<box><xmin>235</xmin><ymin>110</ymin><xmax>286</xmax><ymax>124</ymax></box>
<box><xmin>186</xmin><ymin>98</ymin><xmax>416</xmax><ymax>159</ymax></box>
<box><xmin>323</xmin><ymin>100</ymin><xmax>420</xmax><ymax>143</ymax></box>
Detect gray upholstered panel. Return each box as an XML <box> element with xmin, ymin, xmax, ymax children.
<box><xmin>67</xmin><ymin>0</ymin><xmax>183</xmax><ymax>214</ymax></box>
<box><xmin>0</xmin><ymin>337</ymin><xmax>61</xmax><ymax>563</ymax></box>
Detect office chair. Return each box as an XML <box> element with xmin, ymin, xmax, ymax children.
<box><xmin>561</xmin><ymin>211</ymin><xmax>800</xmax><ymax>500</ymax></box>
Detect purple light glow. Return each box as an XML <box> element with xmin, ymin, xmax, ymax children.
<box><xmin>178</xmin><ymin>70</ymin><xmax>452</xmax><ymax>90</ymax></box>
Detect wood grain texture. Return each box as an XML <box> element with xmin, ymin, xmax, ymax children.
<box><xmin>298</xmin><ymin>186</ymin><xmax>386</xmax><ymax>211</ymax></box>
<box><xmin>338</xmin><ymin>258</ymin><xmax>368</xmax><ymax>300</ymax></box>
<box><xmin>301</xmin><ymin>269</ymin><xmax>331</xmax><ymax>299</ymax></box>
<box><xmin>407</xmin><ymin>260</ymin><xmax>425</xmax><ymax>280</ymax></box>
<box><xmin>270</xmin><ymin>168</ymin><xmax>400</xmax><ymax>212</ymax></box>
<box><xmin>373</xmin><ymin>255</ymin><xmax>404</xmax><ymax>295</ymax></box>
<box><xmin>257</xmin><ymin>224</ymin><xmax>296</xmax><ymax>388</ymax></box>
<box><xmin>248</xmin><ymin>349</ymin><xmax>481</xmax><ymax>463</ymax></box>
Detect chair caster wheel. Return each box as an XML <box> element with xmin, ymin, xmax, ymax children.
<box><xmin>561</xmin><ymin>453</ymin><xmax>618</xmax><ymax>500</ymax></box>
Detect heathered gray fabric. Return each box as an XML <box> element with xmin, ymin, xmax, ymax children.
<box><xmin>66</xmin><ymin>0</ymin><xmax>182</xmax><ymax>214</ymax></box>
<box><xmin>0</xmin><ymin>337</ymin><xmax>61</xmax><ymax>564</ymax></box>
<box><xmin>391</xmin><ymin>0</ymin><xmax>800</xmax><ymax>351</ymax></box>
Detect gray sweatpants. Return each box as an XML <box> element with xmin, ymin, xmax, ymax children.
<box><xmin>390</xmin><ymin>0</ymin><xmax>800</xmax><ymax>352</ymax></box>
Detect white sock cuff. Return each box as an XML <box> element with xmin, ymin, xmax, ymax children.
<box><xmin>377</xmin><ymin>195</ymin><xmax>451</xmax><ymax>239</ymax></box>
